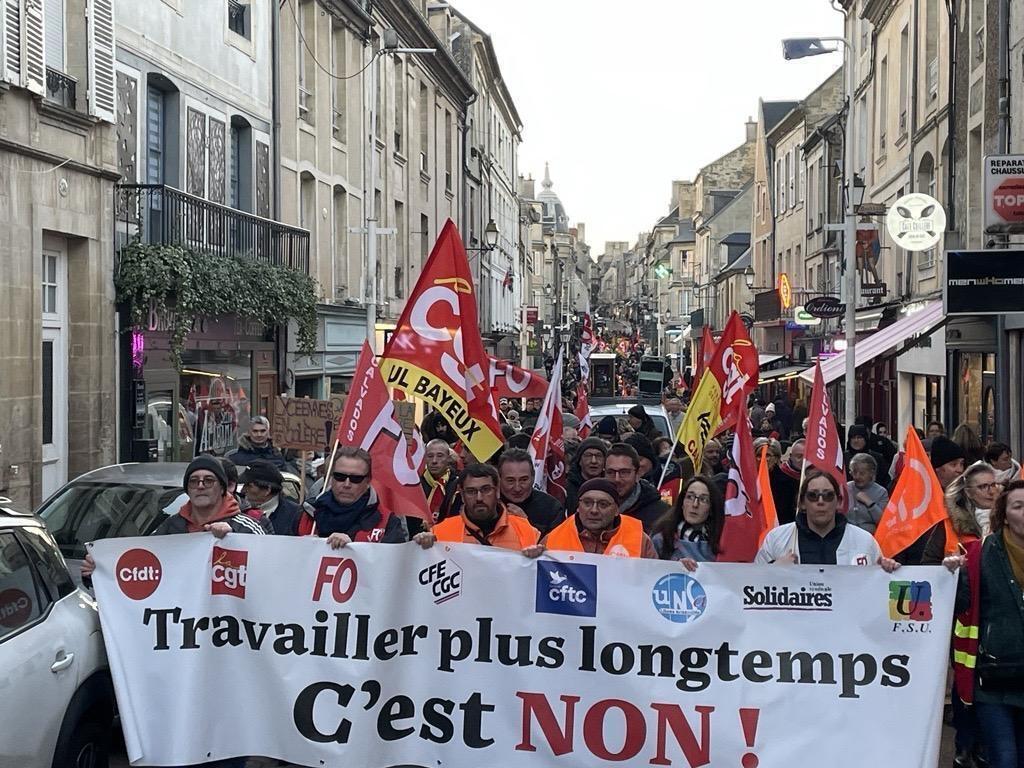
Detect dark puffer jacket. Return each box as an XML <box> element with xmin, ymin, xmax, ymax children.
<box><xmin>228</xmin><ymin>436</ymin><xmax>293</xmax><ymax>472</ymax></box>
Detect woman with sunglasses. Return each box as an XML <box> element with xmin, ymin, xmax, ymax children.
<box><xmin>947</xmin><ymin>462</ymin><xmax>1002</xmax><ymax>542</ymax></box>
<box><xmin>756</xmin><ymin>469</ymin><xmax>900</xmax><ymax>570</ymax></box>
<box><xmin>651</xmin><ymin>476</ymin><xmax>724</xmax><ymax>563</ymax></box>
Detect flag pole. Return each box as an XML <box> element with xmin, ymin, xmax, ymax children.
<box><xmin>317</xmin><ymin>439</ymin><xmax>340</xmax><ymax>500</ymax></box>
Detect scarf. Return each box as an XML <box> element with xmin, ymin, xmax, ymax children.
<box><xmin>677</xmin><ymin>521</ymin><xmax>708</xmax><ymax>542</ymax></box>
<box><xmin>1004</xmin><ymin>528</ymin><xmax>1024</xmax><ymax>590</ymax></box>
<box><xmin>619</xmin><ymin>483</ymin><xmax>641</xmax><ymax>514</ymax></box>
<box><xmin>315</xmin><ymin>491</ymin><xmax>376</xmax><ymax>538</ymax></box>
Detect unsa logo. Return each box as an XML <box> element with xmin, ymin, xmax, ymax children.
<box><xmin>116</xmin><ymin>548</ymin><xmax>163</xmax><ymax>600</ymax></box>
<box><xmin>652</xmin><ymin>573</ymin><xmax>707</xmax><ymax>624</ymax></box>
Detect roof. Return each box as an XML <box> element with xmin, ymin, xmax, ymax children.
<box><xmin>703</xmin><ymin>181</ymin><xmax>754</xmax><ymax>228</ymax></box>
<box><xmin>656</xmin><ymin>206</ymin><xmax>680</xmax><ymax>228</ymax></box>
<box><xmin>722</xmin><ymin>231</ymin><xmax>751</xmax><ymax>247</ymax></box>
<box><xmin>720</xmin><ymin>246</ymin><xmax>751</xmax><ymax>275</ymax></box>
<box><xmin>669</xmin><ymin>220</ymin><xmax>696</xmax><ymax>244</ymax></box>
<box><xmin>762</xmin><ymin>100</ymin><xmax>800</xmax><ymax>132</ymax></box>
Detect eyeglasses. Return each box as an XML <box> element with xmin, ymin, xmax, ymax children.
<box><xmin>332</xmin><ymin>472</ymin><xmax>368</xmax><ymax>484</ymax></box>
<box><xmin>581</xmin><ymin>451</ymin><xmax>605</xmax><ymax>461</ymax></box>
<box><xmin>187</xmin><ymin>476</ymin><xmax>219</xmax><ymax>489</ymax></box>
<box><xmin>578</xmin><ymin>498</ymin><xmax>616</xmax><ymax>512</ymax></box>
<box><xmin>970</xmin><ymin>482</ymin><xmax>1001</xmax><ymax>493</ymax></box>
<box><xmin>804</xmin><ymin>490</ymin><xmax>837</xmax><ymax>502</ymax></box>
<box><xmin>605</xmin><ymin>468</ymin><xmax>635</xmax><ymax>479</ymax></box>
<box><xmin>684</xmin><ymin>492</ymin><xmax>711</xmax><ymax>505</ymax></box>
<box><xmin>462</xmin><ymin>485</ymin><xmax>495</xmax><ymax>497</ymax></box>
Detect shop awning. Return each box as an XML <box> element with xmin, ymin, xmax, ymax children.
<box><xmin>759</xmin><ymin>354</ymin><xmax>784</xmax><ymax>368</ymax></box>
<box><xmin>760</xmin><ymin>364</ymin><xmax>811</xmax><ymax>382</ymax></box>
<box><xmin>799</xmin><ymin>300</ymin><xmax>944</xmax><ymax>385</ymax></box>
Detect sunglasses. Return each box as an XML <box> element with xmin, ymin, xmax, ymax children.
<box><xmin>805</xmin><ymin>490</ymin><xmax>837</xmax><ymax>502</ymax></box>
<box><xmin>332</xmin><ymin>472</ymin><xmax>368</xmax><ymax>484</ymax></box>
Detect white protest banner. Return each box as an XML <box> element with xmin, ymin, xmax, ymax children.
<box><xmin>91</xmin><ymin>537</ymin><xmax>954</xmax><ymax>768</ymax></box>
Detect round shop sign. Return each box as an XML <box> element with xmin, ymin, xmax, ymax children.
<box><xmin>885</xmin><ymin>192</ymin><xmax>946</xmax><ymax>252</ymax></box>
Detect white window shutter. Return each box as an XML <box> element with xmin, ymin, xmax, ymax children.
<box><xmin>21</xmin><ymin>0</ymin><xmax>44</xmax><ymax>95</ymax></box>
<box><xmin>1</xmin><ymin>0</ymin><xmax>22</xmax><ymax>85</ymax></box>
<box><xmin>86</xmin><ymin>0</ymin><xmax>114</xmax><ymax>122</ymax></box>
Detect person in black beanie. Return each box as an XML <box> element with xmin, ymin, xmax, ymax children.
<box><xmin>239</xmin><ymin>460</ymin><xmax>302</xmax><ymax>535</ymax></box>
<box><xmin>565</xmin><ymin>437</ymin><xmax>608</xmax><ymax>514</ymax></box>
<box><xmin>844</xmin><ymin>424</ymin><xmax>889</xmax><ymax>487</ymax></box>
<box><xmin>624</xmin><ymin>433</ymin><xmax>661</xmax><ymax>484</ymax></box>
<box><xmin>627</xmin><ymin>405</ymin><xmax>661</xmax><ymax>441</ymax></box>
<box><xmin>595</xmin><ymin>415</ymin><xmax>620</xmax><ymax>443</ymax></box>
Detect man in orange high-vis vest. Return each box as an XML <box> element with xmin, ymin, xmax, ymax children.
<box><xmin>536</xmin><ymin>478</ymin><xmax>658</xmax><ymax>559</ymax></box>
<box><xmin>414</xmin><ymin>463</ymin><xmax>540</xmax><ymax>551</ymax></box>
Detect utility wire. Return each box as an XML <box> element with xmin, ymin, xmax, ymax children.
<box><xmin>283</xmin><ymin>0</ymin><xmax>381</xmax><ymax>80</ymax></box>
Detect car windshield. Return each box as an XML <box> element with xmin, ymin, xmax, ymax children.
<box><xmin>37</xmin><ymin>482</ymin><xmax>187</xmax><ymax>559</ymax></box>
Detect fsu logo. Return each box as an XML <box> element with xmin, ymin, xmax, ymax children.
<box><xmin>211</xmin><ymin>546</ymin><xmax>248</xmax><ymax>598</ymax></box>
<box><xmin>116</xmin><ymin>548</ymin><xmax>163</xmax><ymax>600</ymax></box>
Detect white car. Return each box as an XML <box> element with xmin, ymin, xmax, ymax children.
<box><xmin>0</xmin><ymin>498</ymin><xmax>114</xmax><ymax>768</ymax></box>
<box><xmin>588</xmin><ymin>402</ymin><xmax>672</xmax><ymax>439</ymax></box>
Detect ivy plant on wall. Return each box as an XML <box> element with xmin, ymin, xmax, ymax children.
<box><xmin>115</xmin><ymin>243</ymin><xmax>319</xmax><ymax>369</ymax></box>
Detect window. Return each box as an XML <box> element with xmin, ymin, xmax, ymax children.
<box><xmin>878</xmin><ymin>56</ymin><xmax>888</xmax><ymax>149</ymax></box>
<box><xmin>18</xmin><ymin>527</ymin><xmax>74</xmax><ymax>601</ymax></box>
<box><xmin>297</xmin><ymin>0</ymin><xmax>315</xmax><ymax>124</ymax></box>
<box><xmin>44</xmin><ymin>0</ymin><xmax>64</xmax><ymax>71</ymax></box>
<box><xmin>444</xmin><ymin>109</ymin><xmax>452</xmax><ymax>190</ymax></box>
<box><xmin>797</xmin><ymin>151</ymin><xmax>805</xmax><ymax>204</ymax></box>
<box><xmin>146</xmin><ymin>86</ymin><xmax>166</xmax><ymax>184</ymax></box>
<box><xmin>393</xmin><ymin>58</ymin><xmax>404</xmax><ymax>154</ymax></box>
<box><xmin>300</xmin><ymin>172</ymin><xmax>315</xmax><ymax>241</ymax></box>
<box><xmin>421</xmin><ymin>214</ymin><xmax>429</xmax><ymax>261</ymax></box>
<box><xmin>331</xmin><ymin>23</ymin><xmax>346</xmax><ymax>140</ymax></box>
<box><xmin>229</xmin><ymin>118</ymin><xmax>252</xmax><ymax>212</ymax></box>
<box><xmin>227</xmin><ymin>0</ymin><xmax>249</xmax><ymax>39</ymax></box>
<box><xmin>41</xmin><ymin>253</ymin><xmax>58</xmax><ymax>315</ymax></box>
<box><xmin>926</xmin><ymin>0</ymin><xmax>938</xmax><ymax>100</ymax></box>
<box><xmin>777</xmin><ymin>158</ymin><xmax>785</xmax><ymax>210</ymax></box>
<box><xmin>395</xmin><ymin>200</ymin><xmax>405</xmax><ymax>299</ymax></box>
<box><xmin>418</xmin><ymin>82</ymin><xmax>429</xmax><ymax>170</ymax></box>
<box><xmin>898</xmin><ymin>27</ymin><xmax>909</xmax><ymax>134</ymax></box>
<box><xmin>786</xmin><ymin>150</ymin><xmax>794</xmax><ymax>209</ymax></box>
<box><xmin>0</xmin><ymin>532</ymin><xmax>46</xmax><ymax>640</ymax></box>
<box><xmin>333</xmin><ymin>187</ymin><xmax>348</xmax><ymax>300</ymax></box>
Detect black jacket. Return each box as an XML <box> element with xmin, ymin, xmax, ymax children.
<box><xmin>793</xmin><ymin>512</ymin><xmax>847</xmax><ymax>565</ymax></box>
<box><xmin>309</xmin><ymin>490</ymin><xmax>407</xmax><ymax>542</ymax></box>
<box><xmin>152</xmin><ymin>506</ymin><xmax>272</xmax><ymax>536</ymax></box>
<box><xmin>502</xmin><ymin>490</ymin><xmax>565</xmax><ymax>536</ymax></box>
<box><xmin>227</xmin><ymin>436</ymin><xmax>294</xmax><ymax>472</ymax></box>
<box><xmin>622</xmin><ymin>480</ymin><xmax>670</xmax><ymax>533</ymax></box>
<box><xmin>264</xmin><ymin>495</ymin><xmax>302</xmax><ymax>536</ymax></box>
<box><xmin>771</xmin><ymin>464</ymin><xmax>801</xmax><ymax>525</ymax></box>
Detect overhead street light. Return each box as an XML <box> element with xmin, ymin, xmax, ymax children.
<box><xmin>466</xmin><ymin>218</ymin><xmax>500</xmax><ymax>252</ymax></box>
<box><xmin>783</xmin><ymin>32</ymin><xmax>858</xmax><ymax>435</ymax></box>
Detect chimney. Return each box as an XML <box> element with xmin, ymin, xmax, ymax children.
<box><xmin>673</xmin><ymin>180</ymin><xmax>695</xmax><ymax>219</ymax></box>
<box><xmin>745</xmin><ymin>116</ymin><xmax>757</xmax><ymax>143</ymax></box>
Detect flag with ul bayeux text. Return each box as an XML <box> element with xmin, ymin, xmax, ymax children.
<box><xmin>379</xmin><ymin>220</ymin><xmax>504</xmax><ymax>461</ymax></box>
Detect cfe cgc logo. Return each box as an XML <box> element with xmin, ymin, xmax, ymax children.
<box><xmin>211</xmin><ymin>546</ymin><xmax>248</xmax><ymax>599</ymax></box>
<box><xmin>116</xmin><ymin>548</ymin><xmax>162</xmax><ymax>600</ymax></box>
<box><xmin>535</xmin><ymin>561</ymin><xmax>597</xmax><ymax>618</ymax></box>
<box><xmin>889</xmin><ymin>580</ymin><xmax>933</xmax><ymax>634</ymax></box>
<box><xmin>652</xmin><ymin>573</ymin><xmax>707</xmax><ymax>624</ymax></box>
<box><xmin>418</xmin><ymin>558</ymin><xmax>462</xmax><ymax>605</ymax></box>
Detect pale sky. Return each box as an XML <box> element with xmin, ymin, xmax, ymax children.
<box><xmin>453</xmin><ymin>0</ymin><xmax>844</xmax><ymax>255</ymax></box>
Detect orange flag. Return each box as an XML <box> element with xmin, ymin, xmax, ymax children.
<box><xmin>875</xmin><ymin>427</ymin><xmax>956</xmax><ymax>558</ymax></box>
<box><xmin>757</xmin><ymin>444</ymin><xmax>778</xmax><ymax>546</ymax></box>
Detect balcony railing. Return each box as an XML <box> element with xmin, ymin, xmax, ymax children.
<box><xmin>115</xmin><ymin>184</ymin><xmax>310</xmax><ymax>273</ymax></box>
<box><xmin>45</xmin><ymin>67</ymin><xmax>77</xmax><ymax>109</ymax></box>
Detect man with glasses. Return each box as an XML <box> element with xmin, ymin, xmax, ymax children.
<box><xmin>537</xmin><ymin>478</ymin><xmax>656</xmax><ymax>558</ymax></box>
<box><xmin>414</xmin><ymin>463</ymin><xmax>540</xmax><ymax>550</ymax></box>
<box><xmin>604</xmin><ymin>443</ymin><xmax>669</xmax><ymax>532</ymax></box>
<box><xmin>299</xmin><ymin>447</ymin><xmax>407</xmax><ymax>546</ymax></box>
<box><xmin>239</xmin><ymin>460</ymin><xmax>301</xmax><ymax>535</ymax></box>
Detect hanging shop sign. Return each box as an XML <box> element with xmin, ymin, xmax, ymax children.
<box><xmin>984</xmin><ymin>154</ymin><xmax>1024</xmax><ymax>232</ymax></box>
<box><xmin>945</xmin><ymin>249</ymin><xmax>1024</xmax><ymax>315</ymax></box>
<box><xmin>804</xmin><ymin>296</ymin><xmax>846</xmax><ymax>319</ymax></box>
<box><xmin>792</xmin><ymin>306</ymin><xmax>822</xmax><ymax>326</ymax></box>
<box><xmin>885</xmin><ymin>193</ymin><xmax>945</xmax><ymax>252</ymax></box>
<box><xmin>778</xmin><ymin>273</ymin><xmax>793</xmax><ymax>309</ymax></box>
<box><xmin>861</xmin><ymin>283</ymin><xmax>888</xmax><ymax>298</ymax></box>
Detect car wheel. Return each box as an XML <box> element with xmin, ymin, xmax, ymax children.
<box><xmin>53</xmin><ymin>715</ymin><xmax>110</xmax><ymax>768</ymax></box>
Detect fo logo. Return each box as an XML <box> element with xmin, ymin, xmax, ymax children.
<box><xmin>211</xmin><ymin>546</ymin><xmax>248</xmax><ymax>598</ymax></box>
<box><xmin>116</xmin><ymin>549</ymin><xmax>162</xmax><ymax>600</ymax></box>
<box><xmin>652</xmin><ymin>573</ymin><xmax>707</xmax><ymax>624</ymax></box>
<box><xmin>889</xmin><ymin>581</ymin><xmax>933</xmax><ymax>622</ymax></box>
<box><xmin>0</xmin><ymin>588</ymin><xmax>33</xmax><ymax>628</ymax></box>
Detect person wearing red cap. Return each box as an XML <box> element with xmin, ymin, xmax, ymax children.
<box><xmin>529</xmin><ymin>478</ymin><xmax>657</xmax><ymax>559</ymax></box>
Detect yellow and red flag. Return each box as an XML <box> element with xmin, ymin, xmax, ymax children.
<box><xmin>379</xmin><ymin>220</ymin><xmax>503</xmax><ymax>461</ymax></box>
<box><xmin>875</xmin><ymin>426</ymin><xmax>956</xmax><ymax>558</ymax></box>
<box><xmin>675</xmin><ymin>369</ymin><xmax>723</xmax><ymax>474</ymax></box>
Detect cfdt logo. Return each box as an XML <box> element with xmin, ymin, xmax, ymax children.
<box><xmin>418</xmin><ymin>559</ymin><xmax>462</xmax><ymax>604</ymax></box>
<box><xmin>535</xmin><ymin>561</ymin><xmax>597</xmax><ymax>618</ymax></box>
<box><xmin>652</xmin><ymin>573</ymin><xmax>707</xmax><ymax>624</ymax></box>
<box><xmin>211</xmin><ymin>546</ymin><xmax>248</xmax><ymax>598</ymax></box>
<box><xmin>0</xmin><ymin>588</ymin><xmax>33</xmax><ymax>628</ymax></box>
<box><xmin>889</xmin><ymin>581</ymin><xmax>933</xmax><ymax>633</ymax></box>
<box><xmin>116</xmin><ymin>548</ymin><xmax>162</xmax><ymax>600</ymax></box>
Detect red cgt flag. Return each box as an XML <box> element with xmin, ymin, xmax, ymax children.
<box><xmin>379</xmin><ymin>220</ymin><xmax>503</xmax><ymax>462</ymax></box>
<box><xmin>718</xmin><ymin>399</ymin><xmax>764</xmax><ymax>562</ymax></box>
<box><xmin>804</xmin><ymin>360</ymin><xmax>848</xmax><ymax>510</ymax></box>
<box><xmin>336</xmin><ymin>342</ymin><xmax>431</xmax><ymax>522</ymax></box>
<box><xmin>696</xmin><ymin>324</ymin><xmax>715</xmax><ymax>383</ymax></box>
<box><xmin>708</xmin><ymin>312</ymin><xmax>760</xmax><ymax>433</ymax></box>
<box><xmin>488</xmin><ymin>356</ymin><xmax>548</xmax><ymax>401</ymax></box>
<box><xmin>529</xmin><ymin>351</ymin><xmax>567</xmax><ymax>503</ymax></box>
<box><xmin>574</xmin><ymin>382</ymin><xmax>592</xmax><ymax>439</ymax></box>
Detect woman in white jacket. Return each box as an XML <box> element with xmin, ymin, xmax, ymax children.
<box><xmin>756</xmin><ymin>469</ymin><xmax>900</xmax><ymax>570</ymax></box>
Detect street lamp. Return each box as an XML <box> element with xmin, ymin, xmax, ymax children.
<box><xmin>744</xmin><ymin>266</ymin><xmax>755</xmax><ymax>290</ymax></box>
<box><xmin>467</xmin><ymin>218</ymin><xmax>500</xmax><ymax>252</ymax></box>
<box><xmin>783</xmin><ymin>32</ymin><xmax>858</xmax><ymax>435</ymax></box>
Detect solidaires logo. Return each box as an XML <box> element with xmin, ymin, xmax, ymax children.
<box><xmin>889</xmin><ymin>581</ymin><xmax>933</xmax><ymax>621</ymax></box>
<box><xmin>652</xmin><ymin>573</ymin><xmax>707</xmax><ymax>624</ymax></box>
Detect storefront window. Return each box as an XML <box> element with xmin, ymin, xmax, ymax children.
<box><xmin>180</xmin><ymin>350</ymin><xmax>253</xmax><ymax>457</ymax></box>
<box><xmin>956</xmin><ymin>352</ymin><xmax>996</xmax><ymax>437</ymax></box>
<box><xmin>912</xmin><ymin>375</ymin><xmax>942</xmax><ymax>429</ymax></box>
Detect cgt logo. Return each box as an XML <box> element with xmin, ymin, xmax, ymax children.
<box><xmin>889</xmin><ymin>580</ymin><xmax>933</xmax><ymax>622</ymax></box>
<box><xmin>116</xmin><ymin>548</ymin><xmax>162</xmax><ymax>600</ymax></box>
<box><xmin>419</xmin><ymin>558</ymin><xmax>462</xmax><ymax>604</ymax></box>
<box><xmin>211</xmin><ymin>546</ymin><xmax>248</xmax><ymax>598</ymax></box>
<box><xmin>0</xmin><ymin>588</ymin><xmax>33</xmax><ymax>628</ymax></box>
<box><xmin>535</xmin><ymin>561</ymin><xmax>597</xmax><ymax>618</ymax></box>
